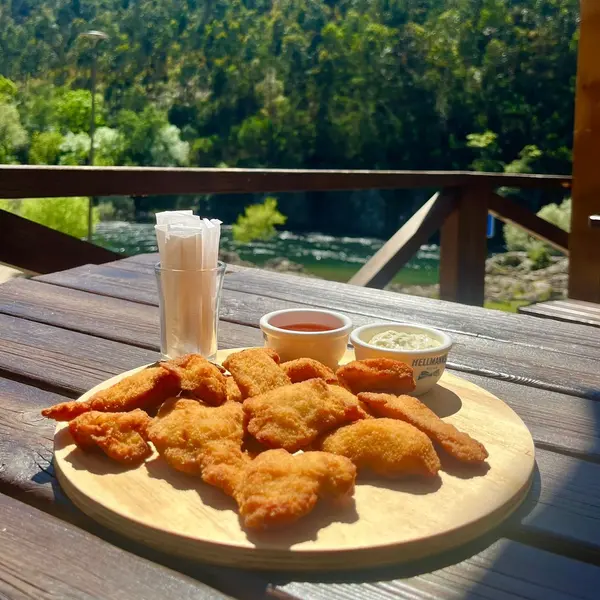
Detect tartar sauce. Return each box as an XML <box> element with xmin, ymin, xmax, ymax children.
<box><xmin>369</xmin><ymin>329</ymin><xmax>440</xmax><ymax>351</ymax></box>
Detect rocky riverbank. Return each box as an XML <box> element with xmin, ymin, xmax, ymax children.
<box><xmin>222</xmin><ymin>249</ymin><xmax>568</xmax><ymax>305</ymax></box>
<box><xmin>384</xmin><ymin>252</ymin><xmax>567</xmax><ymax>304</ymax></box>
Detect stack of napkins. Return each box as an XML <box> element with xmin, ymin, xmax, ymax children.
<box><xmin>155</xmin><ymin>211</ymin><xmax>222</xmax><ymax>358</ymax></box>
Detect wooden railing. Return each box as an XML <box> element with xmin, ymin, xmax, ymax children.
<box><xmin>0</xmin><ymin>165</ymin><xmax>572</xmax><ymax>306</ymax></box>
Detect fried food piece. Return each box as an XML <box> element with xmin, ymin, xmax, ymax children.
<box><xmin>41</xmin><ymin>366</ymin><xmax>181</xmax><ymax>421</ymax></box>
<box><xmin>147</xmin><ymin>398</ymin><xmax>246</xmax><ymax>480</ymax></box>
<box><xmin>328</xmin><ymin>384</ymin><xmax>372</xmax><ymax>419</ymax></box>
<box><xmin>320</xmin><ymin>418</ymin><xmax>441</xmax><ymax>478</ymax></box>
<box><xmin>161</xmin><ymin>354</ymin><xmax>227</xmax><ymax>406</ymax></box>
<box><xmin>281</xmin><ymin>358</ymin><xmax>339</xmax><ymax>385</ymax></box>
<box><xmin>225</xmin><ymin>376</ymin><xmax>243</xmax><ymax>403</ymax></box>
<box><xmin>337</xmin><ymin>358</ymin><xmax>415</xmax><ymax>395</ymax></box>
<box><xmin>359</xmin><ymin>393</ymin><xmax>488</xmax><ymax>464</ymax></box>
<box><xmin>68</xmin><ymin>409</ymin><xmax>152</xmax><ymax>464</ymax></box>
<box><xmin>230</xmin><ymin>449</ymin><xmax>356</xmax><ymax>529</ymax></box>
<box><xmin>222</xmin><ymin>348</ymin><xmax>290</xmax><ymax>399</ymax></box>
<box><xmin>243</xmin><ymin>379</ymin><xmax>365</xmax><ymax>452</ymax></box>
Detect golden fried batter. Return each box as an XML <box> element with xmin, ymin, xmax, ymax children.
<box><xmin>223</xmin><ymin>348</ymin><xmax>290</xmax><ymax>399</ymax></box>
<box><xmin>359</xmin><ymin>393</ymin><xmax>488</xmax><ymax>464</ymax></box>
<box><xmin>320</xmin><ymin>418</ymin><xmax>441</xmax><ymax>478</ymax></box>
<box><xmin>68</xmin><ymin>409</ymin><xmax>152</xmax><ymax>464</ymax></box>
<box><xmin>243</xmin><ymin>379</ymin><xmax>365</xmax><ymax>452</ymax></box>
<box><xmin>230</xmin><ymin>449</ymin><xmax>356</xmax><ymax>529</ymax></box>
<box><xmin>337</xmin><ymin>358</ymin><xmax>416</xmax><ymax>395</ymax></box>
<box><xmin>161</xmin><ymin>354</ymin><xmax>227</xmax><ymax>405</ymax></box>
<box><xmin>281</xmin><ymin>358</ymin><xmax>339</xmax><ymax>385</ymax></box>
<box><xmin>225</xmin><ymin>376</ymin><xmax>243</xmax><ymax>403</ymax></box>
<box><xmin>147</xmin><ymin>399</ymin><xmax>246</xmax><ymax>478</ymax></box>
<box><xmin>42</xmin><ymin>366</ymin><xmax>181</xmax><ymax>421</ymax></box>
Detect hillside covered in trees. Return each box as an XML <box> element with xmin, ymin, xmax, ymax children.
<box><xmin>0</xmin><ymin>0</ymin><xmax>578</xmax><ymax>236</ymax></box>
<box><xmin>0</xmin><ymin>0</ymin><xmax>579</xmax><ymax>170</ymax></box>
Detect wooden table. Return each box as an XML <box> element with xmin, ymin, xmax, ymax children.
<box><xmin>0</xmin><ymin>253</ymin><xmax>599</xmax><ymax>599</ymax></box>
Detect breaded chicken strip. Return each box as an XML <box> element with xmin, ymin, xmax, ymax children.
<box><xmin>42</xmin><ymin>365</ymin><xmax>181</xmax><ymax>421</ymax></box>
<box><xmin>218</xmin><ymin>449</ymin><xmax>356</xmax><ymax>530</ymax></box>
<box><xmin>243</xmin><ymin>379</ymin><xmax>365</xmax><ymax>452</ymax></box>
<box><xmin>320</xmin><ymin>418</ymin><xmax>441</xmax><ymax>478</ymax></box>
<box><xmin>225</xmin><ymin>376</ymin><xmax>243</xmax><ymax>403</ymax></box>
<box><xmin>161</xmin><ymin>354</ymin><xmax>227</xmax><ymax>406</ymax></box>
<box><xmin>147</xmin><ymin>398</ymin><xmax>246</xmax><ymax>479</ymax></box>
<box><xmin>281</xmin><ymin>358</ymin><xmax>339</xmax><ymax>385</ymax></box>
<box><xmin>223</xmin><ymin>348</ymin><xmax>290</xmax><ymax>399</ymax></box>
<box><xmin>359</xmin><ymin>393</ymin><xmax>488</xmax><ymax>464</ymax></box>
<box><xmin>337</xmin><ymin>358</ymin><xmax>415</xmax><ymax>395</ymax></box>
<box><xmin>68</xmin><ymin>409</ymin><xmax>152</xmax><ymax>464</ymax></box>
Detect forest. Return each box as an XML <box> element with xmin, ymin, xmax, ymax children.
<box><xmin>0</xmin><ymin>0</ymin><xmax>579</xmax><ymax>237</ymax></box>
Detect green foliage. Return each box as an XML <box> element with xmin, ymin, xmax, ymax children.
<box><xmin>527</xmin><ymin>242</ymin><xmax>552</xmax><ymax>270</ymax></box>
<box><xmin>232</xmin><ymin>197</ymin><xmax>287</xmax><ymax>244</ymax></box>
<box><xmin>29</xmin><ymin>131</ymin><xmax>64</xmax><ymax>164</ymax></box>
<box><xmin>0</xmin><ymin>103</ymin><xmax>28</xmax><ymax>163</ymax></box>
<box><xmin>0</xmin><ymin>76</ymin><xmax>17</xmax><ymax>102</ymax></box>
<box><xmin>59</xmin><ymin>132</ymin><xmax>90</xmax><ymax>165</ymax></box>
<box><xmin>54</xmin><ymin>90</ymin><xmax>103</xmax><ymax>134</ymax></box>
<box><xmin>0</xmin><ymin>197</ymin><xmax>99</xmax><ymax>238</ymax></box>
<box><xmin>0</xmin><ymin>0</ymin><xmax>579</xmax><ymax>177</ymax></box>
<box><xmin>504</xmin><ymin>197</ymin><xmax>571</xmax><ymax>254</ymax></box>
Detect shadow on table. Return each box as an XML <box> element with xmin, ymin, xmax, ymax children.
<box><xmin>264</xmin><ymin>463</ymin><xmax>542</xmax><ymax>585</ymax></box>
<box><xmin>420</xmin><ymin>385</ymin><xmax>462</xmax><ymax>418</ymax></box>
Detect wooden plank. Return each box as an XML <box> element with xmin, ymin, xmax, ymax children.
<box><xmin>275</xmin><ymin>539</ymin><xmax>600</xmax><ymax>600</ymax></box>
<box><xmin>0</xmin><ymin>313</ymin><xmax>263</xmax><ymax>395</ymax></box>
<box><xmin>0</xmin><ymin>490</ymin><xmax>229</xmax><ymax>600</ymax></box>
<box><xmin>439</xmin><ymin>185</ymin><xmax>489</xmax><ymax>305</ymax></box>
<box><xmin>569</xmin><ymin>0</ymin><xmax>600</xmax><ymax>303</ymax></box>
<box><xmin>520</xmin><ymin>299</ymin><xmax>600</xmax><ymax>328</ymax></box>
<box><xmin>0</xmin><ymin>165</ymin><xmax>571</xmax><ymax>199</ymax></box>
<box><xmin>38</xmin><ymin>262</ymin><xmax>600</xmax><ymax>357</ymax></box>
<box><xmin>0</xmin><ymin>278</ymin><xmax>160</xmax><ymax>349</ymax></box>
<box><xmin>0</xmin><ymin>278</ymin><xmax>262</xmax><ymax>350</ymax></box>
<box><xmin>33</xmin><ymin>265</ymin><xmax>600</xmax><ymax>399</ymax></box>
<box><xmin>349</xmin><ymin>189</ymin><xmax>457</xmax><ymax>288</ymax></box>
<box><xmin>2</xmin><ymin>371</ymin><xmax>600</xmax><ymax>586</ymax></box>
<box><xmin>489</xmin><ymin>192</ymin><xmax>569</xmax><ymax>254</ymax></box>
<box><xmin>0</xmin><ymin>209</ymin><xmax>121</xmax><ymax>274</ymax></box>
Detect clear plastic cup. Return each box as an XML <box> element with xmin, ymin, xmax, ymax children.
<box><xmin>154</xmin><ymin>261</ymin><xmax>225</xmax><ymax>361</ymax></box>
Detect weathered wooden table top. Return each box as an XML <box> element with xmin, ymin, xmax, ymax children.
<box><xmin>0</xmin><ymin>253</ymin><xmax>599</xmax><ymax>599</ymax></box>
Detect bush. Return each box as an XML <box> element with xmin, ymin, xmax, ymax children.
<box><xmin>504</xmin><ymin>197</ymin><xmax>571</xmax><ymax>254</ymax></box>
<box><xmin>232</xmin><ymin>197</ymin><xmax>287</xmax><ymax>243</ymax></box>
<box><xmin>527</xmin><ymin>242</ymin><xmax>552</xmax><ymax>270</ymax></box>
<box><xmin>0</xmin><ymin>197</ymin><xmax>99</xmax><ymax>238</ymax></box>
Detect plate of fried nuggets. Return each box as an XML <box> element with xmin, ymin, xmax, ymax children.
<box><xmin>43</xmin><ymin>347</ymin><xmax>489</xmax><ymax>531</ymax></box>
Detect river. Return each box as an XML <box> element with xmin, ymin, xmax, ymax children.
<box><xmin>94</xmin><ymin>221</ymin><xmax>440</xmax><ymax>285</ymax></box>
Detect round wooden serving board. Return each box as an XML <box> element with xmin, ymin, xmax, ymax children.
<box><xmin>54</xmin><ymin>348</ymin><xmax>535</xmax><ymax>571</ymax></box>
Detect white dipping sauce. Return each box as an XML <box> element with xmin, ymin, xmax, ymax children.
<box><xmin>369</xmin><ymin>329</ymin><xmax>440</xmax><ymax>351</ymax></box>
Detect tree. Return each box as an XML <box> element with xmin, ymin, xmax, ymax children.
<box><xmin>0</xmin><ymin>103</ymin><xmax>28</xmax><ymax>163</ymax></box>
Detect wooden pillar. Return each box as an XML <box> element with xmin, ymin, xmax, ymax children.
<box><xmin>439</xmin><ymin>185</ymin><xmax>489</xmax><ymax>306</ymax></box>
<box><xmin>568</xmin><ymin>0</ymin><xmax>600</xmax><ymax>303</ymax></box>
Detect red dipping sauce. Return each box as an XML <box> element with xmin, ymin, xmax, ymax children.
<box><xmin>278</xmin><ymin>323</ymin><xmax>336</xmax><ymax>332</ymax></box>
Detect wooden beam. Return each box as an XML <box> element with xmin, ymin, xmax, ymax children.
<box><xmin>0</xmin><ymin>210</ymin><xmax>121</xmax><ymax>274</ymax></box>
<box><xmin>569</xmin><ymin>0</ymin><xmax>600</xmax><ymax>303</ymax></box>
<box><xmin>0</xmin><ymin>165</ymin><xmax>571</xmax><ymax>199</ymax></box>
<box><xmin>439</xmin><ymin>186</ymin><xmax>489</xmax><ymax>306</ymax></box>
<box><xmin>349</xmin><ymin>189</ymin><xmax>458</xmax><ymax>288</ymax></box>
<box><xmin>488</xmin><ymin>192</ymin><xmax>569</xmax><ymax>255</ymax></box>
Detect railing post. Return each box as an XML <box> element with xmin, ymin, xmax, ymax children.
<box><xmin>569</xmin><ymin>0</ymin><xmax>600</xmax><ymax>303</ymax></box>
<box><xmin>439</xmin><ymin>185</ymin><xmax>489</xmax><ymax>306</ymax></box>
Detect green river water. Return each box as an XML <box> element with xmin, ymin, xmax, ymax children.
<box><xmin>95</xmin><ymin>222</ymin><xmax>440</xmax><ymax>285</ymax></box>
